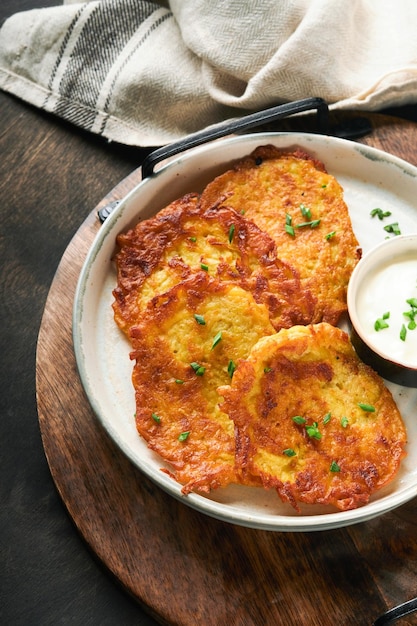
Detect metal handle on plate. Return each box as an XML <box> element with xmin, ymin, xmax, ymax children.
<box><xmin>141</xmin><ymin>97</ymin><xmax>329</xmax><ymax>179</ymax></box>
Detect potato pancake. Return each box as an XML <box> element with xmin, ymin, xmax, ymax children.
<box><xmin>219</xmin><ymin>323</ymin><xmax>407</xmax><ymax>511</ymax></box>
<box><xmin>113</xmin><ymin>192</ymin><xmax>316</xmax><ymax>334</ymax></box>
<box><xmin>200</xmin><ymin>146</ymin><xmax>361</xmax><ymax>325</ymax></box>
<box><xmin>129</xmin><ymin>272</ymin><xmax>275</xmax><ymax>494</ymax></box>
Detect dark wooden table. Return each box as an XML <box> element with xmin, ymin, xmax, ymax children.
<box><xmin>2</xmin><ymin>3</ymin><xmax>417</xmax><ymax>625</ymax></box>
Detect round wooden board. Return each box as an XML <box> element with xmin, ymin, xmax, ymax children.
<box><xmin>36</xmin><ymin>113</ymin><xmax>417</xmax><ymax>626</ymax></box>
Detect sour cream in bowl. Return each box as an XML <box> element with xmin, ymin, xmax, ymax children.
<box><xmin>347</xmin><ymin>234</ymin><xmax>417</xmax><ymax>387</ymax></box>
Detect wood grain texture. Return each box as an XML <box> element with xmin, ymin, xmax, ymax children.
<box><xmin>36</xmin><ymin>113</ymin><xmax>417</xmax><ymax>626</ymax></box>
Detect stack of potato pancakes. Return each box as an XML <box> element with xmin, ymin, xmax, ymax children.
<box><xmin>112</xmin><ymin>145</ymin><xmax>406</xmax><ymax>512</ymax></box>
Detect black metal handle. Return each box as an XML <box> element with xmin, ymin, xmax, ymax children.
<box><xmin>373</xmin><ymin>597</ymin><xmax>417</xmax><ymax>625</ymax></box>
<box><xmin>141</xmin><ymin>97</ymin><xmax>329</xmax><ymax>179</ymax></box>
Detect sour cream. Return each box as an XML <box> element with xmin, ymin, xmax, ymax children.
<box><xmin>354</xmin><ymin>249</ymin><xmax>417</xmax><ymax>368</ymax></box>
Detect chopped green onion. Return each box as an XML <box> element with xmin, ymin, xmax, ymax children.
<box><xmin>400</xmin><ymin>324</ymin><xmax>407</xmax><ymax>341</ymax></box>
<box><xmin>370</xmin><ymin>208</ymin><xmax>391</xmax><ymax>220</ymax></box>
<box><xmin>200</xmin><ymin>263</ymin><xmax>209</xmax><ymax>271</ymax></box>
<box><xmin>227</xmin><ymin>360</ymin><xmax>236</xmax><ymax>379</ymax></box>
<box><xmin>194</xmin><ymin>314</ymin><xmax>206</xmax><ymax>325</ymax></box>
<box><xmin>151</xmin><ymin>412</ymin><xmax>161</xmax><ymax>423</ymax></box>
<box><xmin>300</xmin><ymin>204</ymin><xmax>312</xmax><ymax>219</ymax></box>
<box><xmin>211</xmin><ymin>331</ymin><xmax>223</xmax><ymax>350</ymax></box>
<box><xmin>175</xmin><ymin>379</ymin><xmax>184</xmax><ymax>384</ymax></box>
<box><xmin>292</xmin><ymin>416</ymin><xmax>306</xmax><ymax>425</ymax></box>
<box><xmin>374</xmin><ymin>312</ymin><xmax>390</xmax><ymax>331</ymax></box>
<box><xmin>190</xmin><ymin>362</ymin><xmax>205</xmax><ymax>376</ymax></box>
<box><xmin>285</xmin><ymin>213</ymin><xmax>295</xmax><ymax>237</ymax></box>
<box><xmin>283</xmin><ymin>448</ymin><xmax>296</xmax><ymax>457</ymax></box>
<box><xmin>323</xmin><ymin>412</ymin><xmax>332</xmax><ymax>424</ymax></box>
<box><xmin>189</xmin><ymin>236</ymin><xmax>197</xmax><ymax>242</ymax></box>
<box><xmin>264</xmin><ymin>366</ymin><xmax>272</xmax><ymax>373</ymax></box>
<box><xmin>228</xmin><ymin>224</ymin><xmax>235</xmax><ymax>243</ymax></box>
<box><xmin>358</xmin><ymin>403</ymin><xmax>375</xmax><ymax>412</ymax></box>
<box><xmin>178</xmin><ymin>431</ymin><xmax>190</xmax><ymax>442</ymax></box>
<box><xmin>384</xmin><ymin>222</ymin><xmax>401</xmax><ymax>236</ymax></box>
<box><xmin>330</xmin><ymin>461</ymin><xmax>341</xmax><ymax>473</ymax></box>
<box><xmin>325</xmin><ymin>231</ymin><xmax>336</xmax><ymax>240</ymax></box>
<box><xmin>295</xmin><ymin>219</ymin><xmax>321</xmax><ymax>229</ymax></box>
<box><xmin>403</xmin><ymin>299</ymin><xmax>417</xmax><ymax>331</ymax></box>
<box><xmin>341</xmin><ymin>416</ymin><xmax>349</xmax><ymax>428</ymax></box>
<box><xmin>306</xmin><ymin>422</ymin><xmax>322</xmax><ymax>440</ymax></box>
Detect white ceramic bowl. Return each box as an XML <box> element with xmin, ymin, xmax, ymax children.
<box><xmin>347</xmin><ymin>234</ymin><xmax>417</xmax><ymax>387</ymax></box>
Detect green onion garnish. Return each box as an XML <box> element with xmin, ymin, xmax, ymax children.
<box><xmin>178</xmin><ymin>431</ymin><xmax>190</xmax><ymax>442</ymax></box>
<box><xmin>374</xmin><ymin>312</ymin><xmax>390</xmax><ymax>331</ymax></box>
<box><xmin>300</xmin><ymin>204</ymin><xmax>311</xmax><ymax>219</ymax></box>
<box><xmin>285</xmin><ymin>213</ymin><xmax>295</xmax><ymax>237</ymax></box>
<box><xmin>330</xmin><ymin>461</ymin><xmax>341</xmax><ymax>473</ymax></box>
<box><xmin>384</xmin><ymin>222</ymin><xmax>401</xmax><ymax>236</ymax></box>
<box><xmin>358</xmin><ymin>403</ymin><xmax>375</xmax><ymax>412</ymax></box>
<box><xmin>283</xmin><ymin>448</ymin><xmax>296</xmax><ymax>457</ymax></box>
<box><xmin>194</xmin><ymin>314</ymin><xmax>206</xmax><ymax>325</ymax></box>
<box><xmin>295</xmin><ymin>219</ymin><xmax>321</xmax><ymax>229</ymax></box>
<box><xmin>228</xmin><ymin>224</ymin><xmax>235</xmax><ymax>243</ymax></box>
<box><xmin>403</xmin><ymin>298</ymin><xmax>417</xmax><ymax>332</ymax></box>
<box><xmin>400</xmin><ymin>324</ymin><xmax>407</xmax><ymax>341</ymax></box>
<box><xmin>227</xmin><ymin>360</ymin><xmax>236</xmax><ymax>379</ymax></box>
<box><xmin>323</xmin><ymin>412</ymin><xmax>332</xmax><ymax>424</ymax></box>
<box><xmin>151</xmin><ymin>413</ymin><xmax>161</xmax><ymax>423</ymax></box>
<box><xmin>370</xmin><ymin>208</ymin><xmax>391</xmax><ymax>220</ymax></box>
<box><xmin>305</xmin><ymin>422</ymin><xmax>322</xmax><ymax>440</ymax></box>
<box><xmin>211</xmin><ymin>331</ymin><xmax>222</xmax><ymax>350</ymax></box>
<box><xmin>190</xmin><ymin>362</ymin><xmax>205</xmax><ymax>376</ymax></box>
<box><xmin>292</xmin><ymin>416</ymin><xmax>306</xmax><ymax>425</ymax></box>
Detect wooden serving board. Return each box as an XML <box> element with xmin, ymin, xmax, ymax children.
<box><xmin>36</xmin><ymin>113</ymin><xmax>417</xmax><ymax>626</ymax></box>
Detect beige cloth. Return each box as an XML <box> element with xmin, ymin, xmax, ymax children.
<box><xmin>0</xmin><ymin>0</ymin><xmax>416</xmax><ymax>147</ymax></box>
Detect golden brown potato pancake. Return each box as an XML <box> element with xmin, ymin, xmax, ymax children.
<box><xmin>200</xmin><ymin>146</ymin><xmax>361</xmax><ymax>325</ymax></box>
<box><xmin>129</xmin><ymin>272</ymin><xmax>275</xmax><ymax>494</ymax></box>
<box><xmin>219</xmin><ymin>323</ymin><xmax>407</xmax><ymax>511</ymax></box>
<box><xmin>112</xmin><ymin>192</ymin><xmax>316</xmax><ymax>334</ymax></box>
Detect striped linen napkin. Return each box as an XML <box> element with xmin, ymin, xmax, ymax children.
<box><xmin>0</xmin><ymin>0</ymin><xmax>416</xmax><ymax>147</ymax></box>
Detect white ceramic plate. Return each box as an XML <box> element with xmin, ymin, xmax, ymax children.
<box><xmin>73</xmin><ymin>133</ymin><xmax>417</xmax><ymax>532</ymax></box>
